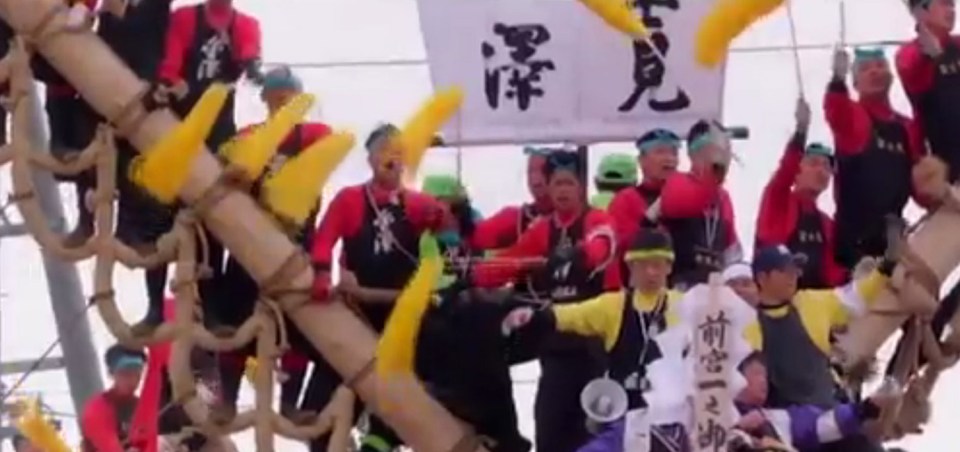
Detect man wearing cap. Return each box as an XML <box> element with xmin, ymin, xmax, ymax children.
<box><xmin>756</xmin><ymin>99</ymin><xmax>845</xmax><ymax>289</ymax></box>
<box><xmin>81</xmin><ymin>345</ymin><xmax>147</xmax><ymax>452</ymax></box>
<box><xmin>472</xmin><ymin>150</ymin><xmax>619</xmax><ymax>452</ymax></box>
<box><xmin>826</xmin><ymin>46</ymin><xmax>928</xmax><ymax>272</ymax></box>
<box><xmin>608</xmin><ymin>128</ymin><xmax>680</xmax><ymax>249</ymax></box>
<box><xmin>500</xmin><ymin>228</ymin><xmax>686</xmax><ymax>452</ymax></box>
<box><xmin>474</xmin><ymin>147</ymin><xmax>554</xmax><ymax>250</ymax></box>
<box><xmin>213</xmin><ymin>65</ymin><xmax>331</xmax><ymax>422</ymax></box>
<box><xmin>307</xmin><ymin>124</ymin><xmax>444</xmax><ymax>451</ymax></box>
<box><xmin>743</xmin><ymin>244</ymin><xmax>891</xmax><ymax>411</ymax></box>
<box><xmin>896</xmin><ymin>0</ymin><xmax>960</xmax><ymax>181</ymax></box>
<box><xmin>642</xmin><ymin>120</ymin><xmax>740</xmax><ymax>289</ymax></box>
<box><xmin>590</xmin><ymin>153</ymin><xmax>638</xmax><ymax>210</ymax></box>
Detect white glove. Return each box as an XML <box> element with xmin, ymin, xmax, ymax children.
<box><xmin>832</xmin><ymin>47</ymin><xmax>850</xmax><ymax>79</ymax></box>
<box><xmin>501</xmin><ymin>307</ymin><xmax>535</xmax><ymax>336</ymax></box>
<box><xmin>794</xmin><ymin>98</ymin><xmax>811</xmax><ymax>134</ymax></box>
<box><xmin>918</xmin><ymin>23</ymin><xmax>943</xmax><ymax>58</ymax></box>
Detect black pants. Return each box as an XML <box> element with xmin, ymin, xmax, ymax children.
<box><xmin>535</xmin><ymin>351</ymin><xmax>605</xmax><ymax>452</ymax></box>
<box><xmin>834</xmin><ymin>217</ymin><xmax>887</xmax><ymax>272</ymax></box>
<box><xmin>115</xmin><ymin>138</ymin><xmax>175</xmax><ymax>315</ymax></box>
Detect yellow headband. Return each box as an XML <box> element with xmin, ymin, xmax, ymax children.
<box><xmin>624</xmin><ymin>249</ymin><xmax>675</xmax><ymax>262</ymax></box>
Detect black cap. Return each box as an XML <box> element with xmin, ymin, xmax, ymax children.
<box><xmin>909</xmin><ymin>0</ymin><xmax>932</xmax><ymax>8</ymax></box>
<box><xmin>365</xmin><ymin>123</ymin><xmax>399</xmax><ymax>153</ymax></box>
<box><xmin>624</xmin><ymin>228</ymin><xmax>674</xmax><ymax>262</ymax></box>
<box><xmin>752</xmin><ymin>244</ymin><xmax>808</xmax><ymax>275</ymax></box>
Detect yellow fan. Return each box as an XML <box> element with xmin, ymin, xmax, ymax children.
<box><xmin>129</xmin><ymin>83</ymin><xmax>230</xmax><ymax>203</ymax></box>
<box><xmin>260</xmin><ymin>131</ymin><xmax>354</xmax><ymax>227</ymax></box>
<box><xmin>220</xmin><ymin>93</ymin><xmax>316</xmax><ymax>181</ymax></box>
<box><xmin>15</xmin><ymin>398</ymin><xmax>70</xmax><ymax>452</ymax></box>
<box><xmin>376</xmin><ymin>233</ymin><xmax>443</xmax><ymax>376</ymax></box>
<box><xmin>577</xmin><ymin>0</ymin><xmax>648</xmax><ymax>39</ymax></box>
<box><xmin>695</xmin><ymin>0</ymin><xmax>785</xmax><ymax>67</ymax></box>
<box><xmin>399</xmin><ymin>87</ymin><xmax>464</xmax><ymax>186</ymax></box>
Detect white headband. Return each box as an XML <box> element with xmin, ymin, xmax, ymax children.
<box><xmin>722</xmin><ymin>262</ymin><xmax>753</xmax><ymax>283</ymax></box>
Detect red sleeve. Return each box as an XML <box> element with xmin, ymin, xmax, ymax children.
<box><xmin>896</xmin><ymin>40</ymin><xmax>936</xmax><ymax>98</ymax></box>
<box><xmin>756</xmin><ymin>134</ymin><xmax>804</xmax><ymax>246</ymax></box>
<box><xmin>472</xmin><ymin>219</ymin><xmax>550</xmax><ymax>287</ymax></box>
<box><xmin>302</xmin><ymin>123</ymin><xmax>333</xmax><ymax>147</ymax></box>
<box><xmin>311</xmin><ymin>187</ymin><xmax>360</xmax><ymax>269</ymax></box>
<box><xmin>129</xmin><ymin>346</ymin><xmax>164</xmax><ymax>452</ymax></box>
<box><xmin>820</xmin><ymin>215</ymin><xmax>848</xmax><ymax>286</ymax></box>
<box><xmin>581</xmin><ymin>209</ymin><xmax>616</xmax><ymax>270</ymax></box>
<box><xmin>81</xmin><ymin>395</ymin><xmax>125</xmax><ymax>452</ymax></box>
<box><xmin>608</xmin><ymin>188</ymin><xmax>645</xmax><ymax>248</ymax></box>
<box><xmin>231</xmin><ymin>13</ymin><xmax>262</xmax><ymax>63</ymax></box>
<box><xmin>660</xmin><ymin>172</ymin><xmax>718</xmax><ymax>219</ymax></box>
<box><xmin>471</xmin><ymin>206</ymin><xmax>521</xmax><ymax>250</ymax></box>
<box><xmin>823</xmin><ymin>80</ymin><xmax>870</xmax><ymax>156</ymax></box>
<box><xmin>81</xmin><ymin>0</ymin><xmax>98</xmax><ymax>9</ymax></box>
<box><xmin>158</xmin><ymin>7</ymin><xmax>195</xmax><ymax>84</ymax></box>
<box><xmin>404</xmin><ymin>191</ymin><xmax>445</xmax><ymax>233</ymax></box>
<box><xmin>281</xmin><ymin>350</ymin><xmax>310</xmax><ymax>372</ymax></box>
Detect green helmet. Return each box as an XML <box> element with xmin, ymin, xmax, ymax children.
<box><xmin>421</xmin><ymin>174</ymin><xmax>465</xmax><ymax>199</ymax></box>
<box><xmin>595</xmin><ymin>153</ymin><xmax>638</xmax><ymax>185</ymax></box>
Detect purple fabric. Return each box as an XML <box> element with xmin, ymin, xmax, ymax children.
<box><xmin>575</xmin><ymin>421</ymin><xmax>689</xmax><ymax>452</ymax></box>
<box><xmin>577</xmin><ymin>420</ymin><xmax>624</xmax><ymax>452</ymax></box>
<box><xmin>785</xmin><ymin>403</ymin><xmax>863</xmax><ymax>451</ymax></box>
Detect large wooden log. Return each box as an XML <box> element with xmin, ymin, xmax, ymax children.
<box><xmin>0</xmin><ymin>2</ymin><xmax>483</xmax><ymax>450</ymax></box>
<box><xmin>839</xmin><ymin>187</ymin><xmax>960</xmax><ymax>366</ymax></box>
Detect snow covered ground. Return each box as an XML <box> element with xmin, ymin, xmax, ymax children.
<box><xmin>0</xmin><ymin>0</ymin><xmax>957</xmax><ymax>449</ymax></box>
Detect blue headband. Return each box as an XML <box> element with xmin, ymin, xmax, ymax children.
<box><xmin>523</xmin><ymin>146</ymin><xmax>553</xmax><ymax>156</ymax></box>
<box><xmin>805</xmin><ymin>142</ymin><xmax>834</xmax><ymax>158</ymax></box>
<box><xmin>110</xmin><ymin>355</ymin><xmax>145</xmax><ymax>372</ymax></box>
<box><xmin>688</xmin><ymin>134</ymin><xmax>713</xmax><ymax>154</ymax></box>
<box><xmin>853</xmin><ymin>47</ymin><xmax>886</xmax><ymax>64</ymax></box>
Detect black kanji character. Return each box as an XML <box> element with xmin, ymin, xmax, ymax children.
<box><xmin>482</xmin><ymin>23</ymin><xmax>556</xmax><ymax>111</ymax></box>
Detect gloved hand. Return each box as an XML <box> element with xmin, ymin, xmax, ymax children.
<box><xmin>311</xmin><ymin>270</ymin><xmax>332</xmax><ymax>302</ymax></box>
<box><xmin>143</xmin><ymin>79</ymin><xmax>187</xmax><ymax>112</ymax></box>
<box><xmin>831</xmin><ymin>46</ymin><xmax>850</xmax><ymax>80</ymax></box>
<box><xmin>918</xmin><ymin>23</ymin><xmax>943</xmax><ymax>58</ymax></box>
<box><xmin>794</xmin><ymin>97</ymin><xmax>811</xmax><ymax>134</ymax></box>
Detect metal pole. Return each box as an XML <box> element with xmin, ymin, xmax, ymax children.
<box><xmin>23</xmin><ymin>83</ymin><xmax>103</xmax><ymax>417</ymax></box>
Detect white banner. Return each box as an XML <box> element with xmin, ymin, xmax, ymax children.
<box><xmin>416</xmin><ymin>0</ymin><xmax>727</xmax><ymax>145</ymax></box>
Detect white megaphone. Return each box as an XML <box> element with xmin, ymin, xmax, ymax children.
<box><xmin>580</xmin><ymin>377</ymin><xmax>629</xmax><ymax>423</ymax></box>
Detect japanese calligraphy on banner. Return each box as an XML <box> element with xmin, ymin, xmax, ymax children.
<box><xmin>416</xmin><ymin>0</ymin><xmax>726</xmax><ymax>145</ymax></box>
<box><xmin>677</xmin><ymin>275</ymin><xmax>753</xmax><ymax>452</ymax></box>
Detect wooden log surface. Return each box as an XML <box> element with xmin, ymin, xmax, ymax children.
<box><xmin>0</xmin><ymin>2</ymin><xmax>483</xmax><ymax>450</ymax></box>
<box><xmin>839</xmin><ymin>187</ymin><xmax>960</xmax><ymax>366</ymax></box>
